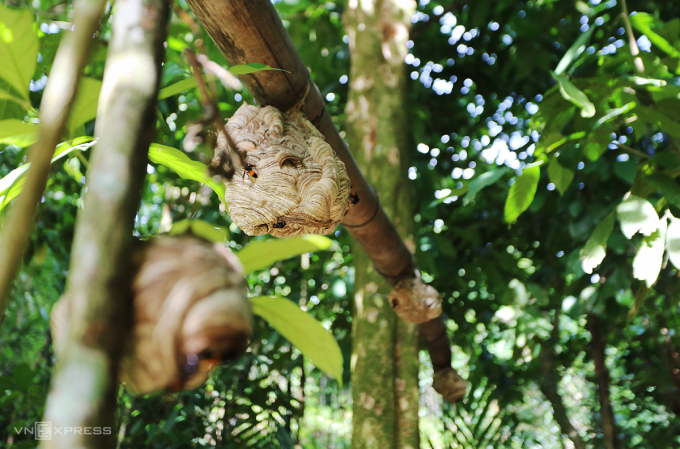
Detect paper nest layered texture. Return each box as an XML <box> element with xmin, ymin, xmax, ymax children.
<box><xmin>388</xmin><ymin>273</ymin><xmax>443</xmax><ymax>324</ymax></box>
<box><xmin>51</xmin><ymin>236</ymin><xmax>252</xmax><ymax>395</ymax></box>
<box><xmin>216</xmin><ymin>103</ymin><xmax>352</xmax><ymax>237</ymax></box>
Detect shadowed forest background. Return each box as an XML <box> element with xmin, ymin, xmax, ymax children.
<box><xmin>1</xmin><ymin>0</ymin><xmax>680</xmax><ymax>448</ymax></box>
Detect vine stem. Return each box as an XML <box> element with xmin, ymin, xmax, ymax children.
<box><xmin>621</xmin><ymin>0</ymin><xmax>645</xmax><ymax>73</ymax></box>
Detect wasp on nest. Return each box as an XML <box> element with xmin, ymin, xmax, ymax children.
<box><xmin>210</xmin><ymin>86</ymin><xmax>355</xmax><ymax>237</ymax></box>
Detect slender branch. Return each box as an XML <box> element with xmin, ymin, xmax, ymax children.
<box><xmin>616</xmin><ymin>143</ymin><xmax>649</xmax><ymax>159</ymax></box>
<box><xmin>40</xmin><ymin>0</ymin><xmax>169</xmax><ymax>446</ymax></box>
<box><xmin>620</xmin><ymin>0</ymin><xmax>645</xmax><ymax>73</ymax></box>
<box><xmin>0</xmin><ymin>0</ymin><xmax>106</xmax><ymax>328</ymax></box>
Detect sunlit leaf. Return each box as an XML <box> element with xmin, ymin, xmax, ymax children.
<box><xmin>158</xmin><ymin>77</ymin><xmax>197</xmax><ymax>100</ymax></box>
<box><xmin>236</xmin><ymin>235</ymin><xmax>333</xmax><ymax>273</ymax></box>
<box><xmin>463</xmin><ymin>168</ymin><xmax>508</xmax><ymax>205</ymax></box>
<box><xmin>228</xmin><ymin>63</ymin><xmax>286</xmax><ymax>75</ymax></box>
<box><xmin>504</xmin><ymin>162</ymin><xmax>542</xmax><ymax>224</ymax></box>
<box><xmin>0</xmin><ymin>88</ymin><xmax>28</xmax><ymax>109</ymax></box>
<box><xmin>580</xmin><ymin>211</ymin><xmax>616</xmax><ymax>274</ymax></box>
<box><xmin>632</xmin><ymin>216</ymin><xmax>666</xmax><ymax>287</ymax></box>
<box><xmin>0</xmin><ymin>119</ymin><xmax>38</xmax><ymax>146</ymax></box>
<box><xmin>666</xmin><ymin>216</ymin><xmax>680</xmax><ymax>270</ymax></box>
<box><xmin>0</xmin><ymin>136</ymin><xmax>95</xmax><ymax>210</ymax></box>
<box><xmin>616</xmin><ymin>194</ymin><xmax>659</xmax><ymax>239</ymax></box>
<box><xmin>169</xmin><ymin>219</ymin><xmax>228</xmax><ymax>243</ymax></box>
<box><xmin>148</xmin><ymin>143</ymin><xmax>226</xmax><ymax>204</ymax></box>
<box><xmin>547</xmin><ymin>156</ymin><xmax>573</xmax><ymax>196</ymax></box>
<box><xmin>551</xmin><ymin>72</ymin><xmax>595</xmax><ymax>118</ymax></box>
<box><xmin>67</xmin><ymin>77</ymin><xmax>102</xmax><ymax>137</ymax></box>
<box><xmin>0</xmin><ymin>5</ymin><xmax>38</xmax><ymax>100</ymax></box>
<box><xmin>250</xmin><ymin>295</ymin><xmax>343</xmax><ymax>386</ymax></box>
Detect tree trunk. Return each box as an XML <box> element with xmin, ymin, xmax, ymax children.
<box><xmin>587</xmin><ymin>315</ymin><xmax>620</xmax><ymax>449</ymax></box>
<box><xmin>344</xmin><ymin>1</ymin><xmax>419</xmax><ymax>448</ymax></box>
<box><xmin>538</xmin><ymin>346</ymin><xmax>587</xmax><ymax>449</ymax></box>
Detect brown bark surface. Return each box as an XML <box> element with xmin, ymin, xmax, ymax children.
<box><xmin>41</xmin><ymin>0</ymin><xmax>168</xmax><ymax>446</ymax></box>
<box><xmin>588</xmin><ymin>315</ymin><xmax>621</xmax><ymax>449</ymax></box>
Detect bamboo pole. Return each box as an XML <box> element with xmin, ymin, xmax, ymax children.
<box><xmin>41</xmin><ymin>0</ymin><xmax>169</xmax><ymax>446</ymax></box>
<box><xmin>183</xmin><ymin>0</ymin><xmax>464</xmax><ymax>400</ymax></box>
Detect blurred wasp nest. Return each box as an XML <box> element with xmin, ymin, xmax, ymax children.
<box><xmin>388</xmin><ymin>271</ymin><xmax>443</xmax><ymax>324</ymax></box>
<box><xmin>51</xmin><ymin>236</ymin><xmax>252</xmax><ymax>395</ymax></box>
<box><xmin>211</xmin><ymin>103</ymin><xmax>354</xmax><ymax>237</ymax></box>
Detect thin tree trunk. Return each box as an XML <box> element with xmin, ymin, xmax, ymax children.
<box><xmin>41</xmin><ymin>0</ymin><xmax>168</xmax><ymax>447</ymax></box>
<box><xmin>587</xmin><ymin>315</ymin><xmax>620</xmax><ymax>449</ymax></box>
<box><xmin>344</xmin><ymin>0</ymin><xmax>419</xmax><ymax>448</ymax></box>
<box><xmin>538</xmin><ymin>346</ymin><xmax>587</xmax><ymax>449</ymax></box>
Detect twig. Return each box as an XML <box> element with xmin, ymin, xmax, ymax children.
<box><xmin>620</xmin><ymin>0</ymin><xmax>645</xmax><ymax>73</ymax></box>
<box><xmin>616</xmin><ymin>143</ymin><xmax>649</xmax><ymax>159</ymax></box>
<box><xmin>0</xmin><ymin>0</ymin><xmax>107</xmax><ymax>328</ymax></box>
<box><xmin>40</xmin><ymin>0</ymin><xmax>169</xmax><ymax>446</ymax></box>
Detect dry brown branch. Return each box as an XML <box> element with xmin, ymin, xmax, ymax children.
<box><xmin>182</xmin><ymin>0</ymin><xmax>465</xmax><ymax>400</ymax></box>
<box><xmin>0</xmin><ymin>0</ymin><xmax>107</xmax><ymax>327</ymax></box>
<box><xmin>40</xmin><ymin>0</ymin><xmax>169</xmax><ymax>446</ymax></box>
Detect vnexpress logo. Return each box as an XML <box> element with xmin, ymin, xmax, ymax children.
<box><xmin>13</xmin><ymin>423</ymin><xmax>112</xmax><ymax>440</ymax></box>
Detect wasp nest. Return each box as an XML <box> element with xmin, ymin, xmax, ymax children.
<box><xmin>211</xmin><ymin>103</ymin><xmax>353</xmax><ymax>237</ymax></box>
<box><xmin>51</xmin><ymin>236</ymin><xmax>252</xmax><ymax>395</ymax></box>
<box><xmin>388</xmin><ymin>272</ymin><xmax>443</xmax><ymax>324</ymax></box>
<box><xmin>433</xmin><ymin>367</ymin><xmax>469</xmax><ymax>403</ymax></box>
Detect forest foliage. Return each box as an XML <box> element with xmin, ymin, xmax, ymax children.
<box><xmin>0</xmin><ymin>0</ymin><xmax>679</xmax><ymax>448</ymax></box>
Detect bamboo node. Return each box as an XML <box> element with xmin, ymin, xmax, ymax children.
<box><xmin>213</xmin><ymin>102</ymin><xmax>353</xmax><ymax>237</ymax></box>
<box><xmin>388</xmin><ymin>272</ymin><xmax>442</xmax><ymax>323</ymax></box>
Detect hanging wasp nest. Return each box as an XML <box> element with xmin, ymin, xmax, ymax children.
<box><xmin>211</xmin><ymin>102</ymin><xmax>354</xmax><ymax>237</ymax></box>
<box><xmin>433</xmin><ymin>367</ymin><xmax>469</xmax><ymax>403</ymax></box>
<box><xmin>51</xmin><ymin>236</ymin><xmax>252</xmax><ymax>395</ymax></box>
<box><xmin>388</xmin><ymin>271</ymin><xmax>443</xmax><ymax>324</ymax></box>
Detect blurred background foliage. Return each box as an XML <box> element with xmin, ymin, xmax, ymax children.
<box><xmin>0</xmin><ymin>0</ymin><xmax>679</xmax><ymax>447</ymax></box>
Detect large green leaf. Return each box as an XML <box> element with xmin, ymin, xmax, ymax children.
<box><xmin>463</xmin><ymin>168</ymin><xmax>508</xmax><ymax>205</ymax></box>
<box><xmin>67</xmin><ymin>77</ymin><xmax>103</xmax><ymax>137</ymax></box>
<box><xmin>148</xmin><ymin>143</ymin><xmax>226</xmax><ymax>203</ymax></box>
<box><xmin>667</xmin><ymin>216</ymin><xmax>680</xmax><ymax>270</ymax></box>
<box><xmin>236</xmin><ymin>235</ymin><xmax>333</xmax><ymax>273</ymax></box>
<box><xmin>0</xmin><ymin>5</ymin><xmax>38</xmax><ymax>100</ymax></box>
<box><xmin>0</xmin><ymin>119</ymin><xmax>38</xmax><ymax>146</ymax></box>
<box><xmin>580</xmin><ymin>211</ymin><xmax>616</xmax><ymax>274</ymax></box>
<box><xmin>547</xmin><ymin>156</ymin><xmax>573</xmax><ymax>196</ymax></box>
<box><xmin>228</xmin><ymin>63</ymin><xmax>285</xmax><ymax>75</ymax></box>
<box><xmin>554</xmin><ymin>25</ymin><xmax>595</xmax><ymax>75</ymax></box>
<box><xmin>250</xmin><ymin>295</ymin><xmax>343</xmax><ymax>386</ymax></box>
<box><xmin>616</xmin><ymin>195</ymin><xmax>659</xmax><ymax>239</ymax></box>
<box><xmin>504</xmin><ymin>162</ymin><xmax>542</xmax><ymax>224</ymax></box>
<box><xmin>632</xmin><ymin>217</ymin><xmax>666</xmax><ymax>287</ymax></box>
<box><xmin>158</xmin><ymin>77</ymin><xmax>197</xmax><ymax>100</ymax></box>
<box><xmin>0</xmin><ymin>136</ymin><xmax>95</xmax><ymax>210</ymax></box>
<box><xmin>551</xmin><ymin>72</ymin><xmax>595</xmax><ymax>118</ymax></box>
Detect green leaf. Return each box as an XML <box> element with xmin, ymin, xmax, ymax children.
<box><xmin>250</xmin><ymin>295</ymin><xmax>343</xmax><ymax>385</ymax></box>
<box><xmin>463</xmin><ymin>168</ymin><xmax>509</xmax><ymax>205</ymax></box>
<box><xmin>551</xmin><ymin>72</ymin><xmax>595</xmax><ymax>118</ymax></box>
<box><xmin>0</xmin><ymin>136</ymin><xmax>95</xmax><ymax>210</ymax></box>
<box><xmin>236</xmin><ymin>235</ymin><xmax>333</xmax><ymax>273</ymax></box>
<box><xmin>67</xmin><ymin>77</ymin><xmax>102</xmax><ymax>137</ymax></box>
<box><xmin>0</xmin><ymin>119</ymin><xmax>38</xmax><ymax>146</ymax></box>
<box><xmin>228</xmin><ymin>63</ymin><xmax>286</xmax><ymax>75</ymax></box>
<box><xmin>630</xmin><ymin>13</ymin><xmax>680</xmax><ymax>60</ymax></box>
<box><xmin>0</xmin><ymin>87</ymin><xmax>29</xmax><ymax>109</ymax></box>
<box><xmin>148</xmin><ymin>143</ymin><xmax>226</xmax><ymax>204</ymax></box>
<box><xmin>0</xmin><ymin>5</ymin><xmax>38</xmax><ymax>100</ymax></box>
<box><xmin>636</xmin><ymin>104</ymin><xmax>680</xmax><ymax>141</ymax></box>
<box><xmin>158</xmin><ymin>77</ymin><xmax>197</xmax><ymax>100</ymax></box>
<box><xmin>628</xmin><ymin>284</ymin><xmax>652</xmax><ymax>321</ymax></box>
<box><xmin>547</xmin><ymin>156</ymin><xmax>574</xmax><ymax>195</ymax></box>
<box><xmin>504</xmin><ymin>162</ymin><xmax>542</xmax><ymax>224</ymax></box>
<box><xmin>666</xmin><ymin>216</ymin><xmax>680</xmax><ymax>270</ymax></box>
<box><xmin>632</xmin><ymin>216</ymin><xmax>666</xmax><ymax>287</ymax></box>
<box><xmin>169</xmin><ymin>219</ymin><xmax>228</xmax><ymax>243</ymax></box>
<box><xmin>580</xmin><ymin>211</ymin><xmax>616</xmax><ymax>274</ymax></box>
<box><xmin>554</xmin><ymin>25</ymin><xmax>595</xmax><ymax>75</ymax></box>
<box><xmin>616</xmin><ymin>195</ymin><xmax>659</xmax><ymax>239</ymax></box>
